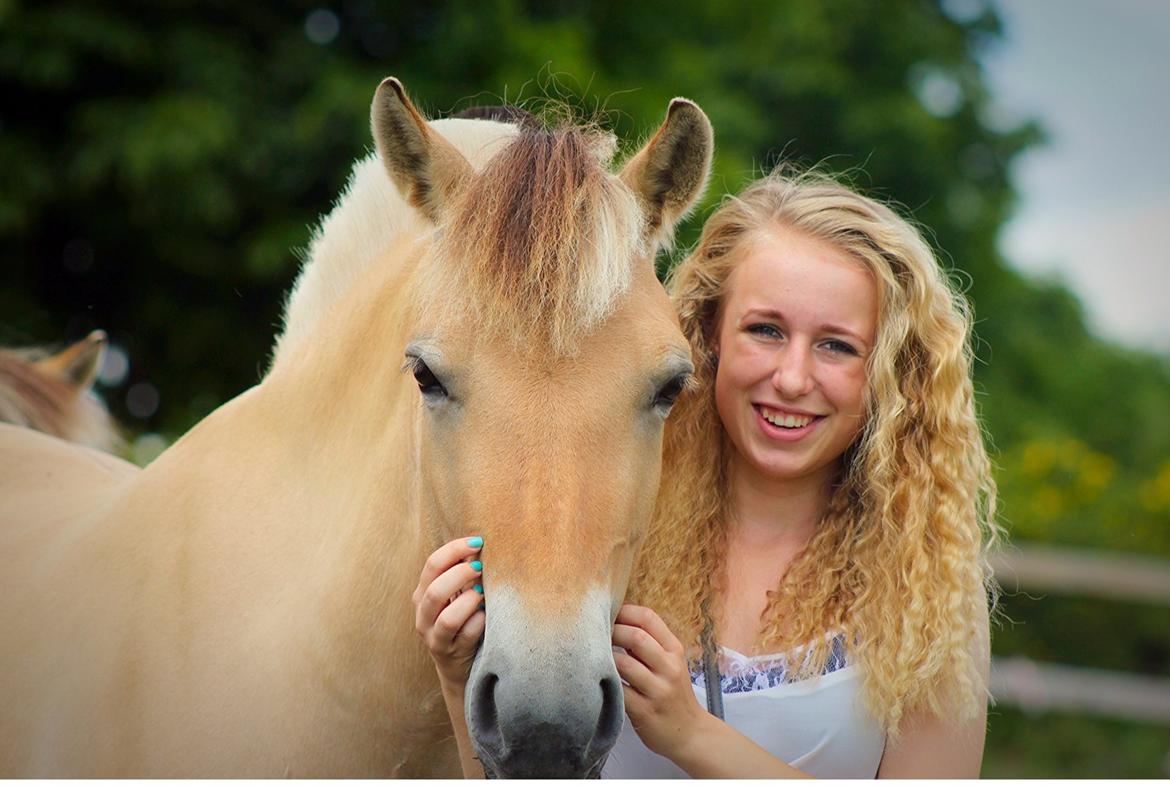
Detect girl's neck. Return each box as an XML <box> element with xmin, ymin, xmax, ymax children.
<box><xmin>725</xmin><ymin>457</ymin><xmax>835</xmax><ymax>551</ymax></box>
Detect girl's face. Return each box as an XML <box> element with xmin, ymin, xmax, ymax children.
<box><xmin>713</xmin><ymin>227</ymin><xmax>878</xmax><ymax>489</ymax></box>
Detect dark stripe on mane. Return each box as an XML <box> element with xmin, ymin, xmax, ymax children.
<box><xmin>433</xmin><ymin>123</ymin><xmax>636</xmax><ymax>353</ymax></box>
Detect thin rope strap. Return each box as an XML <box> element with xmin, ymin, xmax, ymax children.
<box><xmin>698</xmin><ymin>599</ymin><xmax>724</xmax><ymax>720</ymax></box>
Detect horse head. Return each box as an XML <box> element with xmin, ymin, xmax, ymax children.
<box><xmin>0</xmin><ymin>330</ymin><xmax>118</xmax><ymax>452</ymax></box>
<box><xmin>372</xmin><ymin>78</ymin><xmax>711</xmax><ymax>777</ymax></box>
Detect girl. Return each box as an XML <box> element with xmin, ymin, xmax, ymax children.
<box><xmin>413</xmin><ymin>170</ymin><xmax>999</xmax><ymax>778</ymax></box>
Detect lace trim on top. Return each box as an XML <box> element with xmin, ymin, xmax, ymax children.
<box><xmin>690</xmin><ymin>634</ymin><xmax>850</xmax><ymax>694</ymax></box>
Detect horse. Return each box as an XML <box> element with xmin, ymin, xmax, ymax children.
<box><xmin>0</xmin><ymin>77</ymin><xmax>712</xmax><ymax>777</ymax></box>
<box><xmin>0</xmin><ymin>329</ymin><xmax>120</xmax><ymax>452</ymax></box>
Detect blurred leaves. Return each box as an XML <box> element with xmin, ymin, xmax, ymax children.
<box><xmin>984</xmin><ymin>707</ymin><xmax>1170</xmax><ymax>778</ymax></box>
<box><xmin>2</xmin><ymin>0</ymin><xmax>1168</xmax><ymax>563</ymax></box>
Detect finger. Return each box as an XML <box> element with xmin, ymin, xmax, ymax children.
<box><xmin>416</xmin><ymin>561</ymin><xmax>483</xmax><ymax>633</ymax></box>
<box><xmin>613</xmin><ymin>649</ymin><xmax>656</xmax><ymax>695</ymax></box>
<box><xmin>612</xmin><ymin>623</ymin><xmax>674</xmax><ymax>675</ymax></box>
<box><xmin>415</xmin><ymin>536</ymin><xmax>484</xmax><ymax>596</ymax></box>
<box><xmin>615</xmin><ymin>604</ymin><xmax>684</xmax><ymax>655</ymax></box>
<box><xmin>455</xmin><ymin>607</ymin><xmax>486</xmax><ymax>646</ymax></box>
<box><xmin>433</xmin><ymin>585</ymin><xmax>485</xmax><ymax>645</ymax></box>
<box><xmin>620</xmin><ymin>683</ymin><xmax>649</xmax><ymax>718</ymax></box>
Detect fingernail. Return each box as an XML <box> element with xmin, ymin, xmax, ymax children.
<box><xmin>478</xmin><ymin>602</ymin><xmax>485</xmax><ymax>611</ymax></box>
<box><xmin>471</xmin><ymin>560</ymin><xmax>483</xmax><ymax>572</ymax></box>
<box><xmin>467</xmin><ymin>536</ymin><xmax>484</xmax><ymax>548</ymax></box>
<box><xmin>474</xmin><ymin>584</ymin><xmax>483</xmax><ymax>594</ymax></box>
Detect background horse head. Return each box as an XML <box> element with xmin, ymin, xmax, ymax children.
<box><xmin>0</xmin><ymin>78</ymin><xmax>709</xmax><ymax>777</ymax></box>
<box><xmin>0</xmin><ymin>329</ymin><xmax>120</xmax><ymax>452</ymax></box>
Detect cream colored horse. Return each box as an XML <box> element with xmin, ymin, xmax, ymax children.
<box><xmin>0</xmin><ymin>78</ymin><xmax>711</xmax><ymax>777</ymax></box>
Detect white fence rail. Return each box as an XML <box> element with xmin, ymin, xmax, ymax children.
<box><xmin>991</xmin><ymin>656</ymin><xmax>1170</xmax><ymax>724</ymax></box>
<box><xmin>992</xmin><ymin>543</ymin><xmax>1170</xmax><ymax>605</ymax></box>
<box><xmin>989</xmin><ymin>542</ymin><xmax>1170</xmax><ymax>726</ymax></box>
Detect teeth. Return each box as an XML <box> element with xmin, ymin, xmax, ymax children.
<box><xmin>761</xmin><ymin>408</ymin><xmax>814</xmax><ymax>429</ymax></box>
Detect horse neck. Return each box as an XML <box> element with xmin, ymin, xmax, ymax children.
<box><xmin>128</xmin><ymin>241</ymin><xmax>437</xmax><ymax>720</ymax></box>
<box><xmin>260</xmin><ymin>237</ymin><xmax>433</xmax><ymax>627</ymax></box>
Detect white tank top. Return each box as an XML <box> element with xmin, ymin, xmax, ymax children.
<box><xmin>601</xmin><ymin>639</ymin><xmax>887</xmax><ymax>779</ymax></box>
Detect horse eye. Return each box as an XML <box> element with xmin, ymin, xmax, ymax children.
<box><xmin>407</xmin><ymin>357</ymin><xmax>448</xmax><ymax>398</ymax></box>
<box><xmin>652</xmin><ymin>374</ymin><xmax>689</xmax><ymax>414</ymax></box>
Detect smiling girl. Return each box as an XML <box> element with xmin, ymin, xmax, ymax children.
<box><xmin>415</xmin><ymin>170</ymin><xmax>1000</xmax><ymax>778</ymax></box>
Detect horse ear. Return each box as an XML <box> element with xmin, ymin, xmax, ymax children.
<box><xmin>371</xmin><ymin>77</ymin><xmax>474</xmax><ymax>224</ymax></box>
<box><xmin>619</xmin><ymin>98</ymin><xmax>713</xmax><ymax>248</ymax></box>
<box><xmin>34</xmin><ymin>330</ymin><xmax>106</xmax><ymax>391</ymax></box>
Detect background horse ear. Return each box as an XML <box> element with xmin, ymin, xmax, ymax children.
<box><xmin>33</xmin><ymin>329</ymin><xmax>107</xmax><ymax>392</ymax></box>
<box><xmin>619</xmin><ymin>98</ymin><xmax>714</xmax><ymax>249</ymax></box>
<box><xmin>371</xmin><ymin>77</ymin><xmax>474</xmax><ymax>224</ymax></box>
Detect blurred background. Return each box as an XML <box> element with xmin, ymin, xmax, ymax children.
<box><xmin>2</xmin><ymin>0</ymin><xmax>1167</xmax><ymax>776</ymax></box>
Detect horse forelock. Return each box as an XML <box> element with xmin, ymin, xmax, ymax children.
<box><xmin>422</xmin><ymin>125</ymin><xmax>645</xmax><ymax>356</ymax></box>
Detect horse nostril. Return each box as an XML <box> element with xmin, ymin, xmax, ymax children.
<box><xmin>470</xmin><ymin>671</ymin><xmax>502</xmax><ymax>751</ymax></box>
<box><xmin>590</xmin><ymin>673</ymin><xmax>624</xmax><ymax>756</ymax></box>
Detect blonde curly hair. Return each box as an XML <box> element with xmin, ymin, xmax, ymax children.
<box><xmin>627</xmin><ymin>170</ymin><xmax>1001</xmax><ymax>737</ymax></box>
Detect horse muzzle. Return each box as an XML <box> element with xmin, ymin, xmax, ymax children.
<box><xmin>465</xmin><ymin>586</ymin><xmax>624</xmax><ymax>778</ymax></box>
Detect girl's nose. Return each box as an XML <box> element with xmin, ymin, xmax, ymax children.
<box><xmin>772</xmin><ymin>343</ymin><xmax>815</xmax><ymax>399</ymax></box>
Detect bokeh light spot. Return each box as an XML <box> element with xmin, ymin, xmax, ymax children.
<box><xmin>132</xmin><ymin>432</ymin><xmax>169</xmax><ymax>466</ymax></box>
<box><xmin>910</xmin><ymin>66</ymin><xmax>964</xmax><ymax>118</ymax></box>
<box><xmin>940</xmin><ymin>0</ymin><xmax>987</xmax><ymax>25</ymax></box>
<box><xmin>98</xmin><ymin>343</ymin><xmax>130</xmax><ymax>387</ymax></box>
<box><xmin>126</xmin><ymin>382</ymin><xmax>160</xmax><ymax>419</ymax></box>
<box><xmin>305</xmin><ymin>9</ymin><xmax>340</xmax><ymax>45</ymax></box>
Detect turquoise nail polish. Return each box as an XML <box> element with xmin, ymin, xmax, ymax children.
<box><xmin>474</xmin><ymin>584</ymin><xmax>483</xmax><ymax>594</ymax></box>
<box><xmin>467</xmin><ymin>536</ymin><xmax>484</xmax><ymax>548</ymax></box>
<box><xmin>471</xmin><ymin>560</ymin><xmax>482</xmax><ymax>571</ymax></box>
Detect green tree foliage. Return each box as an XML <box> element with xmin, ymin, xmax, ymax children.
<box><xmin>3</xmin><ymin>0</ymin><xmax>1169</xmax><ymax>557</ymax></box>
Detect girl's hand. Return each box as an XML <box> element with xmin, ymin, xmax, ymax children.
<box><xmin>412</xmin><ymin>536</ymin><xmax>486</xmax><ymax>689</ymax></box>
<box><xmin>612</xmin><ymin>603</ymin><xmax>709</xmax><ymax>761</ymax></box>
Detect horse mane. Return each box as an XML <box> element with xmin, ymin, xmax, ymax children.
<box><xmin>271</xmin><ymin>118</ymin><xmax>522</xmax><ymax>368</ymax></box>
<box><xmin>451</xmin><ymin>104</ymin><xmax>538</xmax><ymax>127</ymax></box>
<box><xmin>421</xmin><ymin>123</ymin><xmax>643</xmax><ymax>356</ymax></box>
<box><xmin>0</xmin><ymin>347</ymin><xmax>120</xmax><ymax>452</ymax></box>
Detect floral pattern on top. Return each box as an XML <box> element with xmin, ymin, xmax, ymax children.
<box><xmin>690</xmin><ymin>634</ymin><xmax>850</xmax><ymax>694</ymax></box>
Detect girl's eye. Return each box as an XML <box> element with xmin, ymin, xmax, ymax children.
<box><xmin>823</xmin><ymin>339</ymin><xmax>859</xmax><ymax>356</ymax></box>
<box><xmin>747</xmin><ymin>324</ymin><xmax>782</xmax><ymax>339</ymax></box>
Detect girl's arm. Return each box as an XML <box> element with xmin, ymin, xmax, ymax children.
<box><xmin>412</xmin><ymin>537</ymin><xmax>488</xmax><ymax>778</ymax></box>
<box><xmin>436</xmin><ymin>677</ymin><xmax>486</xmax><ymax>779</ymax></box>
<box><xmin>874</xmin><ymin>702</ymin><xmax>987</xmax><ymax>778</ymax></box>
<box><xmin>876</xmin><ymin>598</ymin><xmax>991</xmax><ymax>778</ymax></box>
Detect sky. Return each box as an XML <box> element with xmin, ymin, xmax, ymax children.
<box><xmin>981</xmin><ymin>0</ymin><xmax>1170</xmax><ymax>353</ymax></box>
